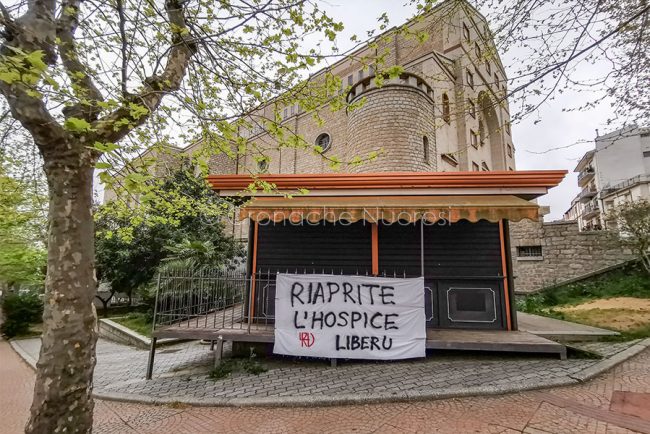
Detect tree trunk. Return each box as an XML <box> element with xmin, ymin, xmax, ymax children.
<box><xmin>26</xmin><ymin>152</ymin><xmax>98</xmax><ymax>434</ymax></box>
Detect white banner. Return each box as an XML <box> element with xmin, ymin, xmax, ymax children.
<box><xmin>273</xmin><ymin>274</ymin><xmax>426</xmax><ymax>360</ymax></box>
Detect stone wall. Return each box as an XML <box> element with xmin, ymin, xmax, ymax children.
<box><xmin>510</xmin><ymin>218</ymin><xmax>633</xmax><ymax>293</ymax></box>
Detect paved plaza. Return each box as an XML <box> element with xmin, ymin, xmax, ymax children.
<box><xmin>3</xmin><ymin>337</ymin><xmax>650</xmax><ymax>433</ymax></box>
<box><xmin>9</xmin><ymin>337</ymin><xmax>648</xmax><ymax>406</ymax></box>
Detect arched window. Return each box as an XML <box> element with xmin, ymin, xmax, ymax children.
<box><xmin>478</xmin><ymin>119</ymin><xmax>485</xmax><ymax>145</ymax></box>
<box><xmin>442</xmin><ymin>93</ymin><xmax>450</xmax><ymax>123</ymax></box>
<box><xmin>423</xmin><ymin>136</ymin><xmax>430</xmax><ymax>163</ymax></box>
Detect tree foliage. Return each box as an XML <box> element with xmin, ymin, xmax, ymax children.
<box><xmin>0</xmin><ymin>160</ymin><xmax>46</xmax><ymax>287</ymax></box>
<box><xmin>95</xmin><ymin>165</ymin><xmax>243</xmax><ymax>300</ymax></box>
<box><xmin>610</xmin><ymin>199</ymin><xmax>650</xmax><ymax>274</ymax></box>
<box><xmin>0</xmin><ymin>0</ymin><xmax>351</xmax><ymax>430</ymax></box>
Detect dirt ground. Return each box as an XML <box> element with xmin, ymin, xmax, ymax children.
<box><xmin>557</xmin><ymin>297</ymin><xmax>650</xmax><ymax>331</ymax></box>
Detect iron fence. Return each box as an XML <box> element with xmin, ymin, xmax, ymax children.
<box><xmin>151</xmin><ymin>267</ymin><xmax>418</xmax><ymax>333</ymax></box>
<box><xmin>152</xmin><ymin>267</ymin><xmax>505</xmax><ymax>334</ymax></box>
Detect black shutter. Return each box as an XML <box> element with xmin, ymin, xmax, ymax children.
<box><xmin>424</xmin><ymin>220</ymin><xmax>501</xmax><ymax>277</ymax></box>
<box><xmin>255</xmin><ymin>220</ymin><xmax>372</xmax><ymax>274</ymax></box>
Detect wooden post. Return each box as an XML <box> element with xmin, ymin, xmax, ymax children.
<box><xmin>371</xmin><ymin>223</ymin><xmax>379</xmax><ymax>276</ymax></box>
<box><xmin>420</xmin><ymin>219</ymin><xmax>425</xmax><ymax>276</ymax></box>
<box><xmin>502</xmin><ymin>219</ymin><xmax>518</xmax><ymax>330</ymax></box>
<box><xmin>498</xmin><ymin>220</ymin><xmax>512</xmax><ymax>331</ymax></box>
<box><xmin>248</xmin><ymin>220</ymin><xmax>259</xmax><ymax>333</ymax></box>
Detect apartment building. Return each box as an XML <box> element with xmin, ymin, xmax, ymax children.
<box><xmin>565</xmin><ymin>125</ymin><xmax>650</xmax><ymax>230</ymax></box>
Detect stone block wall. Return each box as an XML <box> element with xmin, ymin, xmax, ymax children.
<box><xmin>509</xmin><ymin>218</ymin><xmax>633</xmax><ymax>293</ymax></box>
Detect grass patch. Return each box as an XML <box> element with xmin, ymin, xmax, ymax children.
<box><xmin>209</xmin><ymin>358</ymin><xmax>268</xmax><ymax>380</ymax></box>
<box><xmin>517</xmin><ymin>264</ymin><xmax>650</xmax><ymax>314</ymax></box>
<box><xmin>518</xmin><ymin>264</ymin><xmax>650</xmax><ymax>339</ymax></box>
<box><xmin>110</xmin><ymin>312</ymin><xmax>152</xmax><ymax>337</ymax></box>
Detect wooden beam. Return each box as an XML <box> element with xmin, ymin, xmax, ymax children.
<box><xmin>502</xmin><ymin>219</ymin><xmax>518</xmax><ymax>330</ymax></box>
<box><xmin>249</xmin><ymin>220</ymin><xmax>259</xmax><ymax>322</ymax></box>
<box><xmin>499</xmin><ymin>220</ymin><xmax>512</xmax><ymax>331</ymax></box>
<box><xmin>371</xmin><ymin>223</ymin><xmax>379</xmax><ymax>276</ymax></box>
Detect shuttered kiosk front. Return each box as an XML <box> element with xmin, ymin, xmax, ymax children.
<box><xmin>142</xmin><ymin>172</ymin><xmax>571</xmax><ymax>378</ymax></box>
<box><xmin>207</xmin><ymin>171</ymin><xmax>569</xmax><ymax>338</ymax></box>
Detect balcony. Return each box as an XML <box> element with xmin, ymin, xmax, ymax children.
<box><xmin>578</xmin><ymin>187</ymin><xmax>597</xmax><ymax>203</ymax></box>
<box><xmin>582</xmin><ymin>201</ymin><xmax>600</xmax><ymax>219</ymax></box>
<box><xmin>577</xmin><ymin>167</ymin><xmax>595</xmax><ymax>187</ymax></box>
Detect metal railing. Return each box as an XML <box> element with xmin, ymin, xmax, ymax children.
<box><xmin>153</xmin><ymin>268</ymin><xmax>249</xmax><ymax>330</ymax></box>
<box><xmin>603</xmin><ymin>174</ymin><xmax>650</xmax><ymax>195</ymax></box>
<box><xmin>151</xmin><ymin>267</ymin><xmax>506</xmax><ymax>334</ymax></box>
<box><xmin>582</xmin><ymin>201</ymin><xmax>600</xmax><ymax>215</ymax></box>
<box><xmin>577</xmin><ymin>167</ymin><xmax>594</xmax><ymax>183</ymax></box>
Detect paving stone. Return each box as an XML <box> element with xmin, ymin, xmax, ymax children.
<box><xmin>5</xmin><ymin>336</ymin><xmax>650</xmax><ymax>433</ymax></box>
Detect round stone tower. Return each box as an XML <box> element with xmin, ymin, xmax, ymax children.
<box><xmin>345</xmin><ymin>72</ymin><xmax>437</xmax><ymax>173</ymax></box>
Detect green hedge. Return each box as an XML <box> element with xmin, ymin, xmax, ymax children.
<box><xmin>1</xmin><ymin>290</ymin><xmax>43</xmax><ymax>338</ymax></box>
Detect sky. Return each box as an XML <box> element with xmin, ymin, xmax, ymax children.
<box><xmin>318</xmin><ymin>0</ymin><xmax>616</xmax><ymax>221</ymax></box>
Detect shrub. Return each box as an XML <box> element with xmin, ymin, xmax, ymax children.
<box><xmin>1</xmin><ymin>290</ymin><xmax>43</xmax><ymax>338</ymax></box>
<box><xmin>209</xmin><ymin>358</ymin><xmax>268</xmax><ymax>380</ymax></box>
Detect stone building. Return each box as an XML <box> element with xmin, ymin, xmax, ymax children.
<box><xmin>235</xmin><ymin>2</ymin><xmax>516</xmax><ymax>177</ymax></box>
<box><xmin>105</xmin><ymin>0</ymin><xmax>516</xmax><ymax>213</ymax></box>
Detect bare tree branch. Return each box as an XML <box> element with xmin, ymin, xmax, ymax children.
<box><xmin>56</xmin><ymin>0</ymin><xmax>104</xmax><ymax>120</ymax></box>
<box><xmin>94</xmin><ymin>0</ymin><xmax>196</xmax><ymax>144</ymax></box>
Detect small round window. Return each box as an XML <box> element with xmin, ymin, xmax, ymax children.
<box><xmin>257</xmin><ymin>159</ymin><xmax>269</xmax><ymax>172</ymax></box>
<box><xmin>315</xmin><ymin>133</ymin><xmax>332</xmax><ymax>153</ymax></box>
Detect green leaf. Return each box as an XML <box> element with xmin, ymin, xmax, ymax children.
<box><xmin>64</xmin><ymin>117</ymin><xmax>94</xmax><ymax>133</ymax></box>
<box><xmin>0</xmin><ymin>71</ymin><xmax>20</xmax><ymax>84</ymax></box>
<box><xmin>90</xmin><ymin>141</ymin><xmax>119</xmax><ymax>153</ymax></box>
<box><xmin>25</xmin><ymin>50</ymin><xmax>48</xmax><ymax>72</ymax></box>
<box><xmin>128</xmin><ymin>102</ymin><xmax>149</xmax><ymax>120</ymax></box>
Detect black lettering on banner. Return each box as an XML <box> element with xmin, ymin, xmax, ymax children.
<box><xmin>350</xmin><ymin>311</ymin><xmax>362</xmax><ymax>329</ymax></box>
<box><xmin>326</xmin><ymin>282</ymin><xmax>340</xmax><ymax>302</ymax></box>
<box><xmin>293</xmin><ymin>311</ymin><xmax>306</xmax><ymax>329</ymax></box>
<box><xmin>313</xmin><ymin>282</ymin><xmax>325</xmax><ymax>304</ymax></box>
<box><xmin>361</xmin><ymin>284</ymin><xmax>380</xmax><ymax>305</ymax></box>
<box><xmin>311</xmin><ymin>311</ymin><xmax>324</xmax><ymax>329</ymax></box>
<box><xmin>335</xmin><ymin>334</ymin><xmax>343</xmax><ymax>350</ymax></box>
<box><xmin>334</xmin><ymin>334</ymin><xmax>394</xmax><ymax>351</ymax></box>
<box><xmin>379</xmin><ymin>286</ymin><xmax>396</xmax><ymax>305</ymax></box>
<box><xmin>384</xmin><ymin>313</ymin><xmax>399</xmax><ymax>330</ymax></box>
<box><xmin>337</xmin><ymin>311</ymin><xmax>349</xmax><ymax>327</ymax></box>
<box><xmin>324</xmin><ymin>312</ymin><xmax>337</xmax><ymax>327</ymax></box>
<box><xmin>369</xmin><ymin>312</ymin><xmax>383</xmax><ymax>329</ymax></box>
<box><xmin>343</xmin><ymin>283</ymin><xmax>355</xmax><ymax>303</ymax></box>
<box><xmin>291</xmin><ymin>282</ymin><xmax>305</xmax><ymax>307</ymax></box>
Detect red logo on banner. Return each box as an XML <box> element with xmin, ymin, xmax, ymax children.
<box><xmin>299</xmin><ymin>332</ymin><xmax>315</xmax><ymax>348</ymax></box>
